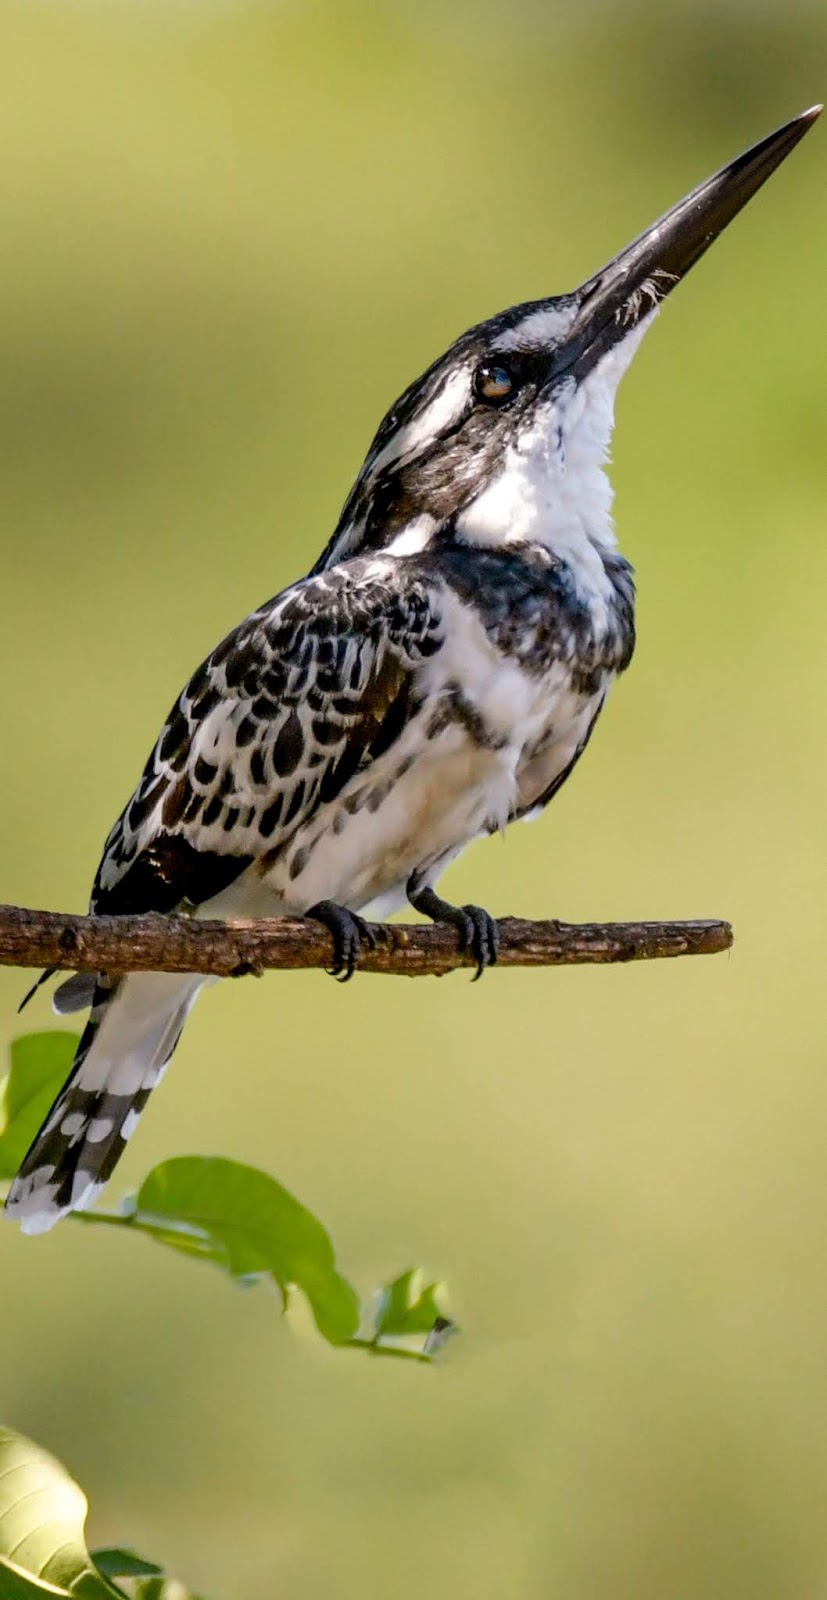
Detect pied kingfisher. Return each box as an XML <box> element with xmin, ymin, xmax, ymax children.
<box><xmin>6</xmin><ymin>106</ymin><xmax>820</xmax><ymax>1233</ymax></box>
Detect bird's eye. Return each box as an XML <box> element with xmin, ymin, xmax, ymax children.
<box><xmin>475</xmin><ymin>363</ymin><xmax>515</xmax><ymax>404</ymax></box>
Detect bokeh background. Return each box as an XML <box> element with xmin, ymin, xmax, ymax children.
<box><xmin>1</xmin><ymin>2</ymin><xmax>826</xmax><ymax>1596</ymax></box>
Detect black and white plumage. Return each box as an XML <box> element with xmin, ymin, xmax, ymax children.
<box><xmin>5</xmin><ymin>107</ymin><xmax>819</xmax><ymax>1233</ymax></box>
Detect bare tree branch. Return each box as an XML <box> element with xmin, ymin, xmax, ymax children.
<box><xmin>0</xmin><ymin>903</ymin><xmax>733</xmax><ymax>980</ymax></box>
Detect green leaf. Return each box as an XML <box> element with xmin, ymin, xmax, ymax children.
<box><xmin>92</xmin><ymin>1550</ymin><xmax>205</xmax><ymax>1599</ymax></box>
<box><xmin>373</xmin><ymin>1268</ymin><xmax>450</xmax><ymax>1340</ymax></box>
<box><xmin>91</xmin><ymin>1554</ymin><xmax>162</xmax><ymax>1581</ymax></box>
<box><xmin>0</xmin><ymin>1034</ymin><xmax>79</xmax><ymax>1181</ymax></box>
<box><xmin>0</xmin><ymin>1556</ymin><xmax>73</xmax><ymax>1598</ymax></box>
<box><xmin>0</xmin><ymin>1428</ymin><xmax>118</xmax><ymax>1600</ymax></box>
<box><xmin>107</xmin><ymin>1580</ymin><xmax>205</xmax><ymax>1600</ymax></box>
<box><xmin>116</xmin><ymin>1157</ymin><xmax>361</xmax><ymax>1345</ymax></box>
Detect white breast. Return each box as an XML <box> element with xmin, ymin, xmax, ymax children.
<box><xmin>216</xmin><ymin>580</ymin><xmax>603</xmax><ymax>919</ymax></box>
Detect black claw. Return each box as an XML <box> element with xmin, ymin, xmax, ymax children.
<box><xmin>462</xmin><ymin>903</ymin><xmax>500</xmax><ymax>980</ymax></box>
<box><xmin>305</xmin><ymin>901</ymin><xmax>378</xmax><ymax>981</ymax></box>
<box><xmin>407</xmin><ymin>883</ymin><xmax>499</xmax><ymax>980</ymax></box>
<box><xmin>230</xmin><ymin>960</ymin><xmax>265</xmax><ymax>979</ymax></box>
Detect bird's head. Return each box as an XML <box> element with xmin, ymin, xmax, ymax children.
<box><xmin>315</xmin><ymin>106</ymin><xmax>819</xmax><ymax>573</ymax></box>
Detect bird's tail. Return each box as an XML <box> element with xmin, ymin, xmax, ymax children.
<box><xmin>4</xmin><ymin>971</ymin><xmax>205</xmax><ymax>1234</ymax></box>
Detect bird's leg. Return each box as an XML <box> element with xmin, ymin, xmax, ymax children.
<box><xmin>304</xmin><ymin>900</ymin><xmax>380</xmax><ymax>982</ymax></box>
<box><xmin>406</xmin><ymin>877</ymin><xmax>500</xmax><ymax>980</ymax></box>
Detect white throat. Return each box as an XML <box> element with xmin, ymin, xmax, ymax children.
<box><xmin>455</xmin><ymin>316</ymin><xmax>654</xmax><ymax>582</ymax></box>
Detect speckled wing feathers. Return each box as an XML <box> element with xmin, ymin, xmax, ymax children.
<box><xmin>93</xmin><ymin>559</ymin><xmax>444</xmax><ymax>918</ymax></box>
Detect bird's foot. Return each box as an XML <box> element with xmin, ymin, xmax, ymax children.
<box><xmin>305</xmin><ymin>900</ymin><xmax>380</xmax><ymax>982</ymax></box>
<box><xmin>408</xmin><ymin>883</ymin><xmax>500</xmax><ymax>980</ymax></box>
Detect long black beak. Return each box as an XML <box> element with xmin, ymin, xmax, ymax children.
<box><xmin>557</xmin><ymin>105</ymin><xmax>821</xmax><ymax>380</ymax></box>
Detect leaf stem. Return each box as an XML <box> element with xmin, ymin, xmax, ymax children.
<box><xmin>345</xmin><ymin>1338</ymin><xmax>433</xmax><ymax>1364</ymax></box>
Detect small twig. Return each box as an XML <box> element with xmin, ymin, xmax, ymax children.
<box><xmin>0</xmin><ymin>902</ymin><xmax>732</xmax><ymax>979</ymax></box>
<box><xmin>345</xmin><ymin>1338</ymin><xmax>433</xmax><ymax>1364</ymax></box>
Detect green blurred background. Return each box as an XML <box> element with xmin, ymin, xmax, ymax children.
<box><xmin>1</xmin><ymin>2</ymin><xmax>826</xmax><ymax>1595</ymax></box>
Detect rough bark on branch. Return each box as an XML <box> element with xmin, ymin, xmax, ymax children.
<box><xmin>0</xmin><ymin>903</ymin><xmax>733</xmax><ymax>980</ymax></box>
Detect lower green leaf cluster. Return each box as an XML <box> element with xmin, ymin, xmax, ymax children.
<box><xmin>0</xmin><ymin>1032</ymin><xmax>456</xmax><ymax>1363</ymax></box>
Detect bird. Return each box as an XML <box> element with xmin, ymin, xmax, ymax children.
<box><xmin>5</xmin><ymin>106</ymin><xmax>820</xmax><ymax>1234</ymax></box>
